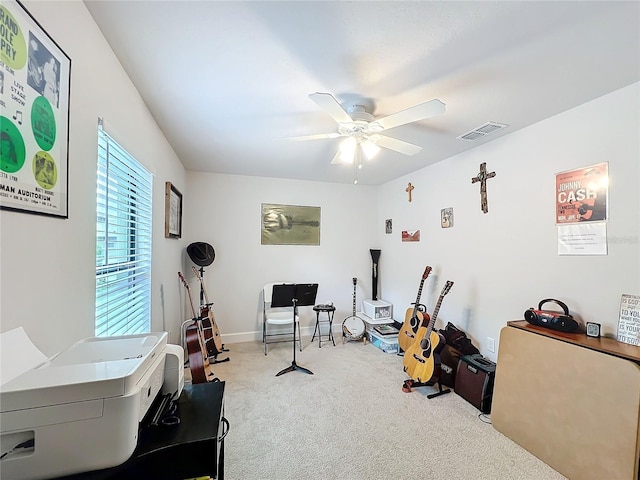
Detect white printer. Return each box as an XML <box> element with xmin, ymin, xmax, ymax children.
<box><xmin>0</xmin><ymin>328</ymin><xmax>184</xmax><ymax>480</ymax></box>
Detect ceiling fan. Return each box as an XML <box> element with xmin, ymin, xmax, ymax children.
<box><xmin>286</xmin><ymin>92</ymin><xmax>446</xmax><ymax>167</ymax></box>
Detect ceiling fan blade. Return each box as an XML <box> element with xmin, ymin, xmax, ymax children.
<box><xmin>309</xmin><ymin>92</ymin><xmax>353</xmax><ymax>124</ymax></box>
<box><xmin>330</xmin><ymin>149</ymin><xmax>344</xmax><ymax>164</ymax></box>
<box><xmin>372</xmin><ymin>135</ymin><xmax>423</xmax><ymax>156</ymax></box>
<box><xmin>372</xmin><ymin>99</ymin><xmax>445</xmax><ymax>131</ymax></box>
<box><xmin>282</xmin><ymin>132</ymin><xmax>342</xmax><ymax>141</ymax></box>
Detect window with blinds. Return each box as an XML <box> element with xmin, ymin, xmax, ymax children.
<box><xmin>95</xmin><ymin>122</ymin><xmax>152</xmax><ymax>336</ymax></box>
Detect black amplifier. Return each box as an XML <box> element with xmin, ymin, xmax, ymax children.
<box><xmin>455</xmin><ymin>354</ymin><xmax>496</xmax><ymax>414</ymax></box>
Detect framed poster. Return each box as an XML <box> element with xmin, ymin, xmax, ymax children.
<box><xmin>165</xmin><ymin>182</ymin><xmax>182</xmax><ymax>238</ymax></box>
<box><xmin>261</xmin><ymin>203</ymin><xmax>320</xmax><ymax>245</ymax></box>
<box><xmin>555</xmin><ymin>163</ymin><xmax>608</xmax><ymax>224</ymax></box>
<box><xmin>0</xmin><ymin>0</ymin><xmax>71</xmax><ymax>218</ymax></box>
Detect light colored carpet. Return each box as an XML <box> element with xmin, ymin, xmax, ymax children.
<box><xmin>200</xmin><ymin>336</ymin><xmax>567</xmax><ymax>480</ymax></box>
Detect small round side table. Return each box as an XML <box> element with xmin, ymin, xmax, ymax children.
<box><xmin>312</xmin><ymin>304</ymin><xmax>336</xmax><ymax>348</ymax></box>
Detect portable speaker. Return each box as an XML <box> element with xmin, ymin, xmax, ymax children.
<box><xmin>524</xmin><ymin>298</ymin><xmax>584</xmax><ymax>333</ymax></box>
<box><xmin>455</xmin><ymin>354</ymin><xmax>496</xmax><ymax>413</ymax></box>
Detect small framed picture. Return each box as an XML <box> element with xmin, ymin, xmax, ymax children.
<box><xmin>385</xmin><ymin>219</ymin><xmax>392</xmax><ymax>234</ymax></box>
<box><xmin>165</xmin><ymin>182</ymin><xmax>183</xmax><ymax>238</ymax></box>
<box><xmin>441</xmin><ymin>207</ymin><xmax>454</xmax><ymax>228</ymax></box>
<box><xmin>586</xmin><ymin>322</ymin><xmax>601</xmax><ymax>338</ymax></box>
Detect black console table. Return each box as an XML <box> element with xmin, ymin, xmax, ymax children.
<box><xmin>55</xmin><ymin>381</ymin><xmax>227</xmax><ymax>480</ymax></box>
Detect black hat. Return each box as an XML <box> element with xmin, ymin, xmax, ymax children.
<box><xmin>187</xmin><ymin>242</ymin><xmax>215</xmax><ymax>267</ymax></box>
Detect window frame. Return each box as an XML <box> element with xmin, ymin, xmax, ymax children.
<box><xmin>95</xmin><ymin>121</ymin><xmax>153</xmax><ymax>337</ymax></box>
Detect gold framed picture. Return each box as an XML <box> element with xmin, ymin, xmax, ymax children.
<box><xmin>261</xmin><ymin>203</ymin><xmax>320</xmax><ymax>245</ymax></box>
<box><xmin>165</xmin><ymin>182</ymin><xmax>182</xmax><ymax>238</ymax></box>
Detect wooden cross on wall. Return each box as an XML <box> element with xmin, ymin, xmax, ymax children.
<box><xmin>405</xmin><ymin>182</ymin><xmax>414</xmax><ymax>202</ymax></box>
<box><xmin>471</xmin><ymin>162</ymin><xmax>496</xmax><ymax>213</ymax></box>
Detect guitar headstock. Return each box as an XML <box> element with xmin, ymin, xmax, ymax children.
<box><xmin>178</xmin><ymin>271</ymin><xmax>189</xmax><ymax>289</ymax></box>
<box><xmin>192</xmin><ymin>266</ymin><xmax>202</xmax><ymax>280</ymax></box>
<box><xmin>441</xmin><ymin>281</ymin><xmax>454</xmax><ymax>296</ymax></box>
<box><xmin>422</xmin><ymin>266</ymin><xmax>432</xmax><ymax>280</ymax></box>
<box><xmin>352</xmin><ymin>277</ymin><xmax>357</xmax><ymax>285</ymax></box>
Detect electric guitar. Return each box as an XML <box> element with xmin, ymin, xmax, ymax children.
<box><xmin>398</xmin><ymin>266</ymin><xmax>432</xmax><ymax>352</ymax></box>
<box><xmin>403</xmin><ymin>281</ymin><xmax>454</xmax><ymax>384</ymax></box>
<box><xmin>192</xmin><ymin>266</ymin><xmax>224</xmax><ymax>356</ymax></box>
<box><xmin>178</xmin><ymin>272</ymin><xmax>209</xmax><ymax>384</ymax></box>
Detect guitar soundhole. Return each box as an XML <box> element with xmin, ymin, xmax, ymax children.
<box><xmin>410</xmin><ymin>316</ymin><xmax>419</xmax><ymax>329</ymax></box>
<box><xmin>419</xmin><ymin>338</ymin><xmax>432</xmax><ymax>358</ymax></box>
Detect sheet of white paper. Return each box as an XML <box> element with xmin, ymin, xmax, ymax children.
<box><xmin>558</xmin><ymin>222</ymin><xmax>607</xmax><ymax>255</ymax></box>
<box><xmin>1</xmin><ymin>327</ymin><xmax>49</xmax><ymax>385</ymax></box>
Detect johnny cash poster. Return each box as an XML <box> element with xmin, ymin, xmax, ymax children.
<box><xmin>0</xmin><ymin>0</ymin><xmax>71</xmax><ymax>218</ymax></box>
<box><xmin>556</xmin><ymin>163</ymin><xmax>608</xmax><ymax>224</ymax></box>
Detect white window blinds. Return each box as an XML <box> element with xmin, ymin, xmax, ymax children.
<box><xmin>95</xmin><ymin>122</ymin><xmax>152</xmax><ymax>336</ymax></box>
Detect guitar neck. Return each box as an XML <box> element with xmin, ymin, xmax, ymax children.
<box><xmin>192</xmin><ymin>267</ymin><xmax>212</xmax><ymax>305</ymax></box>
<box><xmin>411</xmin><ymin>280</ymin><xmax>426</xmax><ymax>316</ymax></box>
<box><xmin>178</xmin><ymin>272</ymin><xmax>197</xmax><ymax>318</ymax></box>
<box><xmin>426</xmin><ymin>281</ymin><xmax>454</xmax><ymax>333</ymax></box>
<box><xmin>186</xmin><ymin>289</ymin><xmax>197</xmax><ymax>318</ymax></box>
<box><xmin>426</xmin><ymin>297</ymin><xmax>444</xmax><ymax>333</ymax></box>
<box><xmin>411</xmin><ymin>266</ymin><xmax>431</xmax><ymax>317</ymax></box>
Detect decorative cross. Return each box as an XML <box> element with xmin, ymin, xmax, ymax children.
<box><xmin>471</xmin><ymin>162</ymin><xmax>496</xmax><ymax>213</ymax></box>
<box><xmin>405</xmin><ymin>182</ymin><xmax>415</xmax><ymax>202</ymax></box>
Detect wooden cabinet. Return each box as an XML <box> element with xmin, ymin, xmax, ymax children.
<box><xmin>492</xmin><ymin>321</ymin><xmax>640</xmax><ymax>480</ymax></box>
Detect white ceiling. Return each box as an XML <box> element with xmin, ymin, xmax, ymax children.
<box><xmin>84</xmin><ymin>1</ymin><xmax>639</xmax><ymax>186</ymax></box>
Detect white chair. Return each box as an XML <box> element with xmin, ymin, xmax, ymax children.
<box><xmin>262</xmin><ymin>282</ymin><xmax>302</xmax><ymax>355</ymax></box>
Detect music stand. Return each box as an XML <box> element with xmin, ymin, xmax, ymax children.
<box><xmin>271</xmin><ymin>283</ymin><xmax>318</xmax><ymax>376</ymax></box>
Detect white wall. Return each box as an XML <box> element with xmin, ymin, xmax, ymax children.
<box><xmin>376</xmin><ymin>83</ymin><xmax>640</xmax><ymax>360</ymax></box>
<box><xmin>1</xmin><ymin>2</ymin><xmax>637</xmax><ymax>365</ymax></box>
<box><xmin>182</xmin><ymin>84</ymin><xmax>639</xmax><ymax>362</ymax></box>
<box><xmin>183</xmin><ymin>173</ymin><xmax>377</xmax><ymax>341</ymax></box>
<box><xmin>0</xmin><ymin>1</ymin><xmax>186</xmax><ymax>355</ymax></box>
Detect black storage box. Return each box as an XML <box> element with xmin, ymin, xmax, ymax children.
<box><xmin>455</xmin><ymin>354</ymin><xmax>496</xmax><ymax>413</ymax></box>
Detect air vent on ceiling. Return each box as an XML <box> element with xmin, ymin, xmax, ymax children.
<box><xmin>457</xmin><ymin>122</ymin><xmax>508</xmax><ymax>141</ymax></box>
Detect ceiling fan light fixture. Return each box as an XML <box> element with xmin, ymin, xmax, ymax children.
<box><xmin>339</xmin><ymin>137</ymin><xmax>357</xmax><ymax>163</ymax></box>
<box><xmin>361</xmin><ymin>140</ymin><xmax>380</xmax><ymax>160</ymax></box>
<box><xmin>300</xmin><ymin>93</ymin><xmax>447</xmax><ymax>182</ymax></box>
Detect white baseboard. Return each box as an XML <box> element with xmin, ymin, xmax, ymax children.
<box><xmin>221</xmin><ymin>324</ymin><xmax>343</xmax><ymax>345</ymax></box>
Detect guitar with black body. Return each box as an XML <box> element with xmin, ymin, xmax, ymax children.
<box><xmin>402</xmin><ymin>281</ymin><xmax>454</xmax><ymax>397</ymax></box>
<box><xmin>398</xmin><ymin>266</ymin><xmax>432</xmax><ymax>353</ymax></box>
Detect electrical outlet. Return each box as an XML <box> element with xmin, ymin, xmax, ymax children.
<box><xmin>487</xmin><ymin>337</ymin><xmax>495</xmax><ymax>353</ymax></box>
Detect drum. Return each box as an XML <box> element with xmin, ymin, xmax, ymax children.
<box><xmin>342</xmin><ymin>315</ymin><xmax>366</xmax><ymax>342</ymax></box>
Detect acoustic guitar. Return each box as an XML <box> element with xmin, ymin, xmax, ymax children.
<box><xmin>398</xmin><ymin>266</ymin><xmax>432</xmax><ymax>352</ymax></box>
<box><xmin>178</xmin><ymin>271</ymin><xmax>209</xmax><ymax>384</ymax></box>
<box><xmin>403</xmin><ymin>281</ymin><xmax>454</xmax><ymax>384</ymax></box>
<box><xmin>192</xmin><ymin>266</ymin><xmax>224</xmax><ymax>356</ymax></box>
